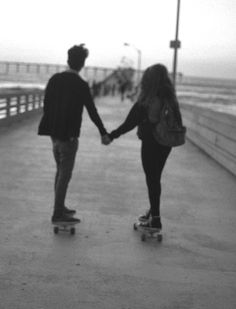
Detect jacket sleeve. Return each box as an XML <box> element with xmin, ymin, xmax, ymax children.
<box><xmin>109</xmin><ymin>103</ymin><xmax>144</xmax><ymax>139</ymax></box>
<box><xmin>84</xmin><ymin>84</ymin><xmax>107</xmax><ymax>136</ymax></box>
<box><xmin>43</xmin><ymin>75</ymin><xmax>57</xmax><ymax>114</ymax></box>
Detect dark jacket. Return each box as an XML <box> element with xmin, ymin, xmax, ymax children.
<box><xmin>38</xmin><ymin>71</ymin><xmax>107</xmax><ymax>140</ymax></box>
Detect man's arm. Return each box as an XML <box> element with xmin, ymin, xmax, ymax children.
<box><xmin>43</xmin><ymin>75</ymin><xmax>58</xmax><ymax>114</ymax></box>
<box><xmin>84</xmin><ymin>84</ymin><xmax>107</xmax><ymax>136</ymax></box>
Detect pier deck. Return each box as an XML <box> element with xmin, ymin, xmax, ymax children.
<box><xmin>0</xmin><ymin>96</ymin><xmax>236</xmax><ymax>309</ymax></box>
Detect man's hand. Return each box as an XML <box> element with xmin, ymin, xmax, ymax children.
<box><xmin>101</xmin><ymin>134</ymin><xmax>112</xmax><ymax>145</ymax></box>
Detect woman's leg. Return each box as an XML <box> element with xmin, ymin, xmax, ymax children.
<box><xmin>141</xmin><ymin>140</ymin><xmax>171</xmax><ymax>221</ymax></box>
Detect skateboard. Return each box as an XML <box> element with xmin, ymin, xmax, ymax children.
<box><xmin>53</xmin><ymin>221</ymin><xmax>79</xmax><ymax>235</ymax></box>
<box><xmin>133</xmin><ymin>221</ymin><xmax>163</xmax><ymax>242</ymax></box>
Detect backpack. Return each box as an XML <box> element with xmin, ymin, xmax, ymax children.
<box><xmin>152</xmin><ymin>98</ymin><xmax>186</xmax><ymax>147</ymax></box>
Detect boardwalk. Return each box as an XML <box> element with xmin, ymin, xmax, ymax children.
<box><xmin>0</xmin><ymin>96</ymin><xmax>236</xmax><ymax>309</ymax></box>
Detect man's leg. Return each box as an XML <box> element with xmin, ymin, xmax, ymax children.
<box><xmin>52</xmin><ymin>145</ymin><xmax>76</xmax><ymax>215</ymax></box>
<box><xmin>52</xmin><ymin>143</ymin><xmax>60</xmax><ymax>193</ymax></box>
<box><xmin>51</xmin><ymin>138</ymin><xmax>78</xmax><ymax>219</ymax></box>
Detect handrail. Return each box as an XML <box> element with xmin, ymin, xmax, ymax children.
<box><xmin>0</xmin><ymin>90</ymin><xmax>44</xmax><ymax>124</ymax></box>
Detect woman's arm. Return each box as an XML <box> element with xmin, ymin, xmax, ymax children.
<box><xmin>109</xmin><ymin>103</ymin><xmax>144</xmax><ymax>140</ymax></box>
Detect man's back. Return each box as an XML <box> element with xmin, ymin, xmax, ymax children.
<box><xmin>38</xmin><ymin>71</ymin><xmax>92</xmax><ymax>140</ymax></box>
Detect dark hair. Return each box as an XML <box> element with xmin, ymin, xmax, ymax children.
<box><xmin>67</xmin><ymin>44</ymin><xmax>89</xmax><ymax>70</ymax></box>
<box><xmin>139</xmin><ymin>64</ymin><xmax>176</xmax><ymax>106</ymax></box>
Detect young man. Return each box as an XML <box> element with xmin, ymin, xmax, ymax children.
<box><xmin>38</xmin><ymin>44</ymin><xmax>110</xmax><ymax>223</ymax></box>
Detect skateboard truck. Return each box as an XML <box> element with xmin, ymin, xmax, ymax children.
<box><xmin>53</xmin><ymin>222</ymin><xmax>78</xmax><ymax>235</ymax></box>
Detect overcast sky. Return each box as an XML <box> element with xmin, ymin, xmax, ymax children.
<box><xmin>0</xmin><ymin>0</ymin><xmax>236</xmax><ymax>79</ymax></box>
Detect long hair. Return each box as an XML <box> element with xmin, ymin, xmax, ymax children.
<box><xmin>138</xmin><ymin>64</ymin><xmax>176</xmax><ymax>107</ymax></box>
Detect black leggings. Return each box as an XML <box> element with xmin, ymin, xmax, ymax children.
<box><xmin>141</xmin><ymin>138</ymin><xmax>171</xmax><ymax>217</ymax></box>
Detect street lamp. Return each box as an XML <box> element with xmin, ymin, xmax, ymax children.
<box><xmin>170</xmin><ymin>0</ymin><xmax>181</xmax><ymax>88</ymax></box>
<box><xmin>124</xmin><ymin>42</ymin><xmax>142</xmax><ymax>85</ymax></box>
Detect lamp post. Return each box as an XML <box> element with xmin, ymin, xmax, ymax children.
<box><xmin>170</xmin><ymin>0</ymin><xmax>181</xmax><ymax>88</ymax></box>
<box><xmin>124</xmin><ymin>42</ymin><xmax>142</xmax><ymax>85</ymax></box>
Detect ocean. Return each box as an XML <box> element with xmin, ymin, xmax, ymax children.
<box><xmin>0</xmin><ymin>74</ymin><xmax>236</xmax><ymax>115</ymax></box>
<box><xmin>177</xmin><ymin>76</ymin><xmax>236</xmax><ymax>115</ymax></box>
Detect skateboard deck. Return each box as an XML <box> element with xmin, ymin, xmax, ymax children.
<box><xmin>52</xmin><ymin>221</ymin><xmax>79</xmax><ymax>235</ymax></box>
<box><xmin>133</xmin><ymin>222</ymin><xmax>163</xmax><ymax>242</ymax></box>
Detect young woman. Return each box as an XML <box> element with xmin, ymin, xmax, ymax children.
<box><xmin>109</xmin><ymin>64</ymin><xmax>180</xmax><ymax>229</ymax></box>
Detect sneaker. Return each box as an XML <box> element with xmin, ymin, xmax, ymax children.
<box><xmin>51</xmin><ymin>214</ymin><xmax>81</xmax><ymax>223</ymax></box>
<box><xmin>138</xmin><ymin>209</ymin><xmax>151</xmax><ymax>222</ymax></box>
<box><xmin>140</xmin><ymin>216</ymin><xmax>162</xmax><ymax>230</ymax></box>
<box><xmin>63</xmin><ymin>206</ymin><xmax>76</xmax><ymax>215</ymax></box>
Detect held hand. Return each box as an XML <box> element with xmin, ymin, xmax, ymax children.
<box><xmin>101</xmin><ymin>134</ymin><xmax>112</xmax><ymax>145</ymax></box>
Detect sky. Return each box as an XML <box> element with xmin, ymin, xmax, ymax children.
<box><xmin>0</xmin><ymin>0</ymin><xmax>236</xmax><ymax>79</ymax></box>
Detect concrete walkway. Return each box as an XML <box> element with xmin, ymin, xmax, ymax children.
<box><xmin>0</xmin><ymin>96</ymin><xmax>236</xmax><ymax>309</ymax></box>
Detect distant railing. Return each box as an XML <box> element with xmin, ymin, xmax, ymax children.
<box><xmin>0</xmin><ymin>61</ymin><xmax>119</xmax><ymax>127</ymax></box>
<box><xmin>0</xmin><ymin>90</ymin><xmax>44</xmax><ymax>126</ymax></box>
<box><xmin>0</xmin><ymin>61</ymin><xmax>115</xmax><ymax>84</ymax></box>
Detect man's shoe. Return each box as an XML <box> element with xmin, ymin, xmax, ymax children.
<box><xmin>51</xmin><ymin>214</ymin><xmax>81</xmax><ymax>223</ymax></box>
<box><xmin>63</xmin><ymin>206</ymin><xmax>76</xmax><ymax>215</ymax></box>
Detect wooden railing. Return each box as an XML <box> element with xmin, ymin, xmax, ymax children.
<box><xmin>0</xmin><ymin>90</ymin><xmax>44</xmax><ymax>126</ymax></box>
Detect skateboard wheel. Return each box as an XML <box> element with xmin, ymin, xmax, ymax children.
<box><xmin>157</xmin><ymin>234</ymin><xmax>163</xmax><ymax>242</ymax></box>
<box><xmin>141</xmin><ymin>234</ymin><xmax>146</xmax><ymax>242</ymax></box>
<box><xmin>70</xmin><ymin>227</ymin><xmax>76</xmax><ymax>235</ymax></box>
<box><xmin>54</xmin><ymin>226</ymin><xmax>59</xmax><ymax>234</ymax></box>
<box><xmin>133</xmin><ymin>223</ymin><xmax>138</xmax><ymax>231</ymax></box>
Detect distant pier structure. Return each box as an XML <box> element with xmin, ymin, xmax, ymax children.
<box><xmin>0</xmin><ymin>61</ymin><xmax>114</xmax><ymax>85</ymax></box>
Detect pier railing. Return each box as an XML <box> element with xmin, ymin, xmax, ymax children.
<box><xmin>0</xmin><ymin>90</ymin><xmax>44</xmax><ymax>126</ymax></box>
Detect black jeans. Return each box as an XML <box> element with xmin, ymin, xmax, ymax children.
<box><xmin>141</xmin><ymin>138</ymin><xmax>171</xmax><ymax>218</ymax></box>
<box><xmin>51</xmin><ymin>138</ymin><xmax>78</xmax><ymax>217</ymax></box>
